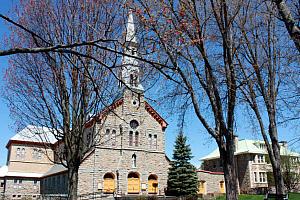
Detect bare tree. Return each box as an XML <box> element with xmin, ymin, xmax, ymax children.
<box><xmin>237</xmin><ymin>1</ymin><xmax>300</xmax><ymax>197</ymax></box>
<box><xmin>3</xmin><ymin>1</ymin><xmax>124</xmax><ymax>199</ymax></box>
<box><xmin>129</xmin><ymin>0</ymin><xmax>246</xmax><ymax>199</ymax></box>
<box><xmin>272</xmin><ymin>0</ymin><xmax>300</xmax><ymax>52</ymax></box>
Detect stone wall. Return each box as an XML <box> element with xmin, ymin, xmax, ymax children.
<box><xmin>236</xmin><ymin>154</ymin><xmax>251</xmax><ymax>193</ymax></box>
<box><xmin>4</xmin><ymin>177</ymin><xmax>40</xmax><ymax>199</ymax></box>
<box><xmin>78</xmin><ymin>146</ymin><xmax>169</xmax><ymax>196</ymax></box>
<box><xmin>78</xmin><ymin>89</ymin><xmax>170</xmax><ymax>196</ymax></box>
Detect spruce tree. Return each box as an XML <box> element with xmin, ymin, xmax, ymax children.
<box><xmin>167</xmin><ymin>132</ymin><xmax>198</xmax><ymax>196</ymax></box>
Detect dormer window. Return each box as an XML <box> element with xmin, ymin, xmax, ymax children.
<box><xmin>257</xmin><ymin>154</ymin><xmax>265</xmax><ymax>163</ymax></box>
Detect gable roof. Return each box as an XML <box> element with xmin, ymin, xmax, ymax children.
<box><xmin>85</xmin><ymin>98</ymin><xmax>168</xmax><ymax>130</ymax></box>
<box><xmin>201</xmin><ymin>139</ymin><xmax>300</xmax><ymax>161</ymax></box>
<box><xmin>6</xmin><ymin>125</ymin><xmax>58</xmax><ymax>148</ymax></box>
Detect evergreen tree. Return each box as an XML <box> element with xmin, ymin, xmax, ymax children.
<box><xmin>167</xmin><ymin>132</ymin><xmax>199</xmax><ymax>196</ymax></box>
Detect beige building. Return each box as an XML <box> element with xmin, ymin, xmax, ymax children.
<box><xmin>0</xmin><ymin>126</ymin><xmax>60</xmax><ymax>199</ymax></box>
<box><xmin>201</xmin><ymin>138</ymin><xmax>300</xmax><ymax>194</ymax></box>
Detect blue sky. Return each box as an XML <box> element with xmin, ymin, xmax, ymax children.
<box><xmin>0</xmin><ymin>0</ymin><xmax>15</xmax><ymax>166</ymax></box>
<box><xmin>0</xmin><ymin>0</ymin><xmax>299</xmax><ymax>168</ymax></box>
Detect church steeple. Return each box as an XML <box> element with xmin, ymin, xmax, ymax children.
<box><xmin>120</xmin><ymin>9</ymin><xmax>144</xmax><ymax>92</ymax></box>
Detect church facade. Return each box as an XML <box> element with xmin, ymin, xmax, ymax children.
<box><xmin>76</xmin><ymin>10</ymin><xmax>170</xmax><ymax>196</ymax></box>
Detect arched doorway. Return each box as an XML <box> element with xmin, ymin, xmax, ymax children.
<box><xmin>127</xmin><ymin>172</ymin><xmax>140</xmax><ymax>194</ymax></box>
<box><xmin>198</xmin><ymin>180</ymin><xmax>206</xmax><ymax>194</ymax></box>
<box><xmin>219</xmin><ymin>181</ymin><xmax>225</xmax><ymax>193</ymax></box>
<box><xmin>103</xmin><ymin>173</ymin><xmax>115</xmax><ymax>193</ymax></box>
<box><xmin>148</xmin><ymin>174</ymin><xmax>158</xmax><ymax>194</ymax></box>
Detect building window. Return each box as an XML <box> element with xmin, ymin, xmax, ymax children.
<box><xmin>259</xmin><ymin>143</ymin><xmax>265</xmax><ymax>149</ymax></box>
<box><xmin>254</xmin><ymin>172</ymin><xmax>257</xmax><ymax>182</ymax></box>
<box><xmin>153</xmin><ymin>135</ymin><xmax>157</xmax><ymax>149</ymax></box>
<box><xmin>132</xmin><ymin>154</ymin><xmax>137</xmax><ymax>168</ymax></box>
<box><xmin>14</xmin><ymin>179</ymin><xmax>22</xmax><ymax>188</ymax></box>
<box><xmin>257</xmin><ymin>155</ymin><xmax>265</xmax><ymax>163</ymax></box>
<box><xmin>130</xmin><ymin>120</ymin><xmax>139</xmax><ymax>129</ymax></box>
<box><xmin>148</xmin><ymin>134</ymin><xmax>152</xmax><ymax>149</ymax></box>
<box><xmin>33</xmin><ymin>180</ymin><xmax>38</xmax><ymax>189</ymax></box>
<box><xmin>105</xmin><ymin>129</ymin><xmax>110</xmax><ymax>144</ymax></box>
<box><xmin>111</xmin><ymin>130</ymin><xmax>116</xmax><ymax>146</ymax></box>
<box><xmin>129</xmin><ymin>131</ymin><xmax>133</xmax><ymax>146</ymax></box>
<box><xmin>259</xmin><ymin>172</ymin><xmax>266</xmax><ymax>183</ymax></box>
<box><xmin>148</xmin><ymin>134</ymin><xmax>158</xmax><ymax>149</ymax></box>
<box><xmin>21</xmin><ymin>148</ymin><xmax>25</xmax><ymax>158</ymax></box>
<box><xmin>16</xmin><ymin>148</ymin><xmax>21</xmax><ymax>158</ymax></box>
<box><xmin>135</xmin><ymin>132</ymin><xmax>139</xmax><ymax>147</ymax></box>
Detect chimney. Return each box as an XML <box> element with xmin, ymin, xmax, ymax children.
<box><xmin>234</xmin><ymin>135</ymin><xmax>239</xmax><ymax>152</ymax></box>
<box><xmin>279</xmin><ymin>141</ymin><xmax>288</xmax><ymax>148</ymax></box>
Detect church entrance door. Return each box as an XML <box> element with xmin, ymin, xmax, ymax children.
<box><xmin>103</xmin><ymin>173</ymin><xmax>115</xmax><ymax>193</ymax></box>
<box><xmin>127</xmin><ymin>172</ymin><xmax>140</xmax><ymax>194</ymax></box>
<box><xmin>148</xmin><ymin>174</ymin><xmax>158</xmax><ymax>194</ymax></box>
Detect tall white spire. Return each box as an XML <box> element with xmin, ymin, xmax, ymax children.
<box><xmin>120</xmin><ymin>9</ymin><xmax>143</xmax><ymax>92</ymax></box>
<box><xmin>125</xmin><ymin>9</ymin><xmax>137</xmax><ymax>44</ymax></box>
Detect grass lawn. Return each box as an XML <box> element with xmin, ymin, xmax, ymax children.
<box><xmin>214</xmin><ymin>193</ymin><xmax>300</xmax><ymax>200</ymax></box>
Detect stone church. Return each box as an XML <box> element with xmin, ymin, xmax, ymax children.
<box><xmin>0</xmin><ymin>11</ymin><xmax>170</xmax><ymax>199</ymax></box>
<box><xmin>76</xmin><ymin>10</ymin><xmax>170</xmax><ymax>196</ymax></box>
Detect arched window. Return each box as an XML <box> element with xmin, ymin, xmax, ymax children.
<box><xmin>105</xmin><ymin>129</ymin><xmax>110</xmax><ymax>145</ymax></box>
<box><xmin>219</xmin><ymin>181</ymin><xmax>225</xmax><ymax>193</ymax></box>
<box><xmin>135</xmin><ymin>132</ymin><xmax>139</xmax><ymax>147</ymax></box>
<box><xmin>129</xmin><ymin>131</ymin><xmax>133</xmax><ymax>146</ymax></box>
<box><xmin>21</xmin><ymin>148</ymin><xmax>25</xmax><ymax>158</ymax></box>
<box><xmin>198</xmin><ymin>180</ymin><xmax>206</xmax><ymax>194</ymax></box>
<box><xmin>16</xmin><ymin>148</ymin><xmax>21</xmax><ymax>158</ymax></box>
<box><xmin>111</xmin><ymin>130</ymin><xmax>116</xmax><ymax>146</ymax></box>
<box><xmin>132</xmin><ymin>154</ymin><xmax>137</xmax><ymax>168</ymax></box>
<box><xmin>153</xmin><ymin>135</ymin><xmax>157</xmax><ymax>149</ymax></box>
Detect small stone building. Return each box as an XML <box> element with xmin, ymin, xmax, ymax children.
<box><xmin>196</xmin><ymin>170</ymin><xmax>225</xmax><ymax>195</ymax></box>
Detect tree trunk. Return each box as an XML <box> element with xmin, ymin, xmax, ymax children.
<box><xmin>270</xmin><ymin>140</ymin><xmax>285</xmax><ymax>199</ymax></box>
<box><xmin>268</xmin><ymin>115</ymin><xmax>285</xmax><ymax>198</ymax></box>
<box><xmin>219</xmin><ymin>143</ymin><xmax>239</xmax><ymax>200</ymax></box>
<box><xmin>68</xmin><ymin>166</ymin><xmax>79</xmax><ymax>200</ymax></box>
